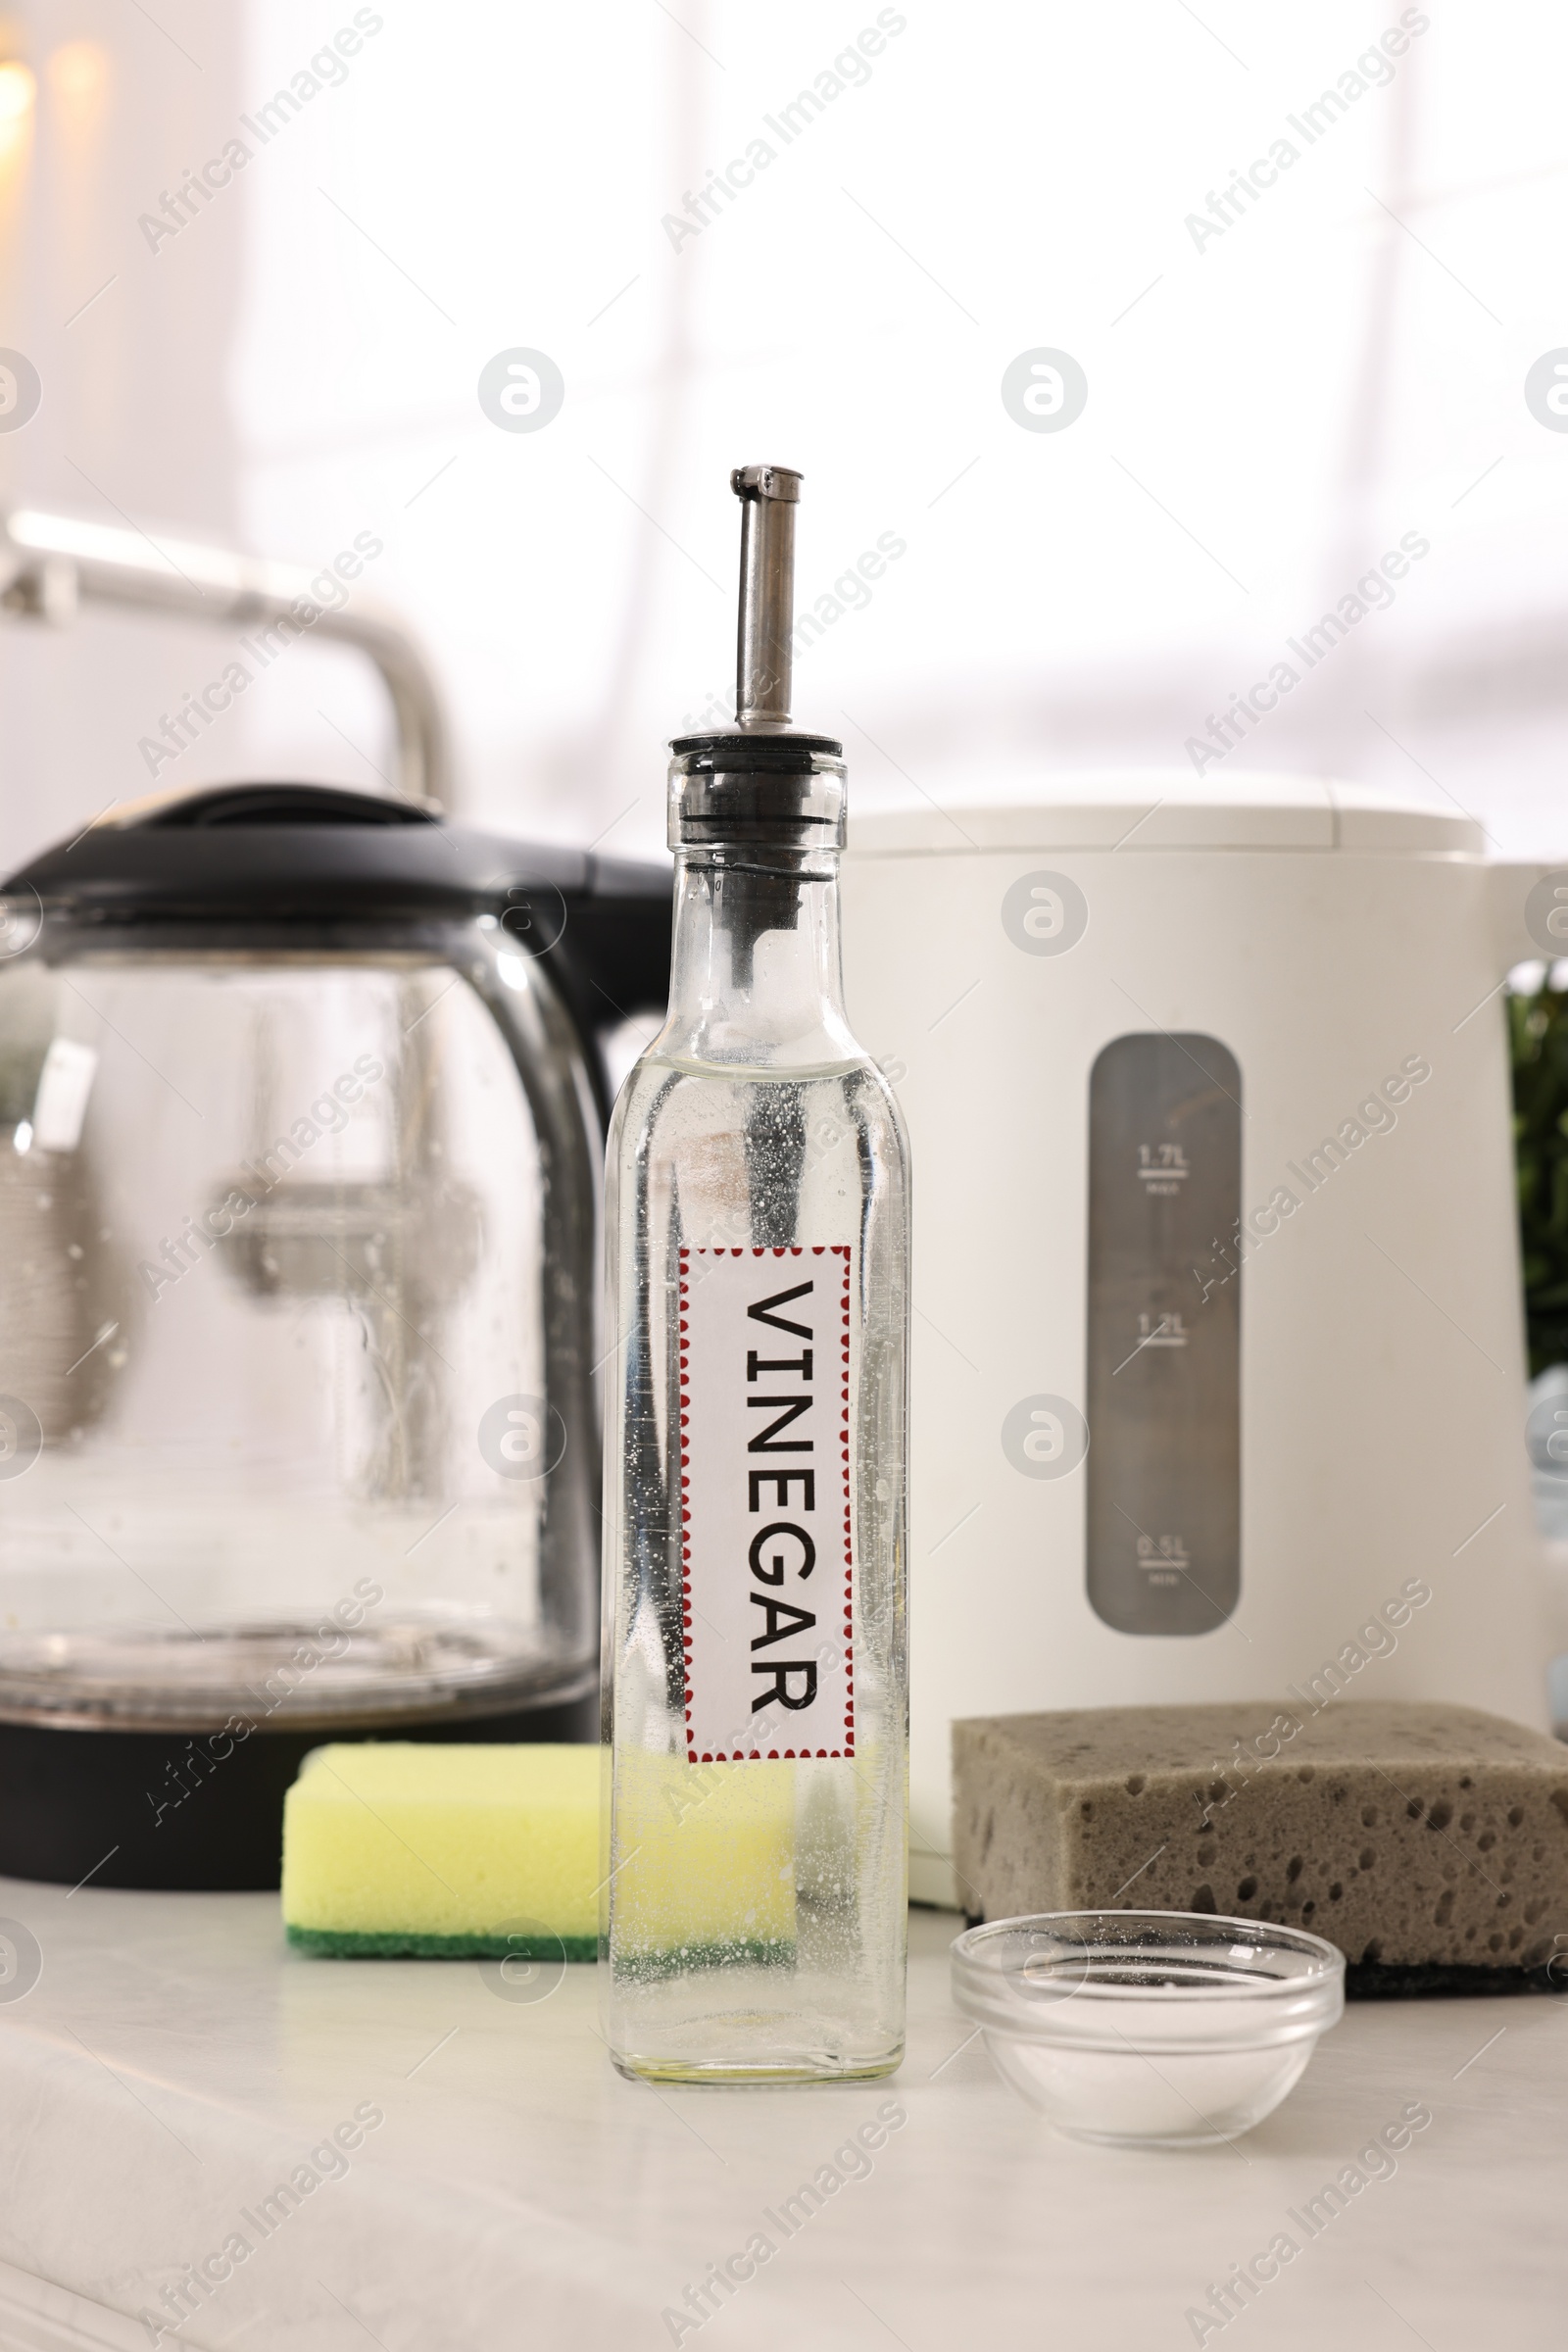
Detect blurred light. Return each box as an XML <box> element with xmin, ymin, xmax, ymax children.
<box><xmin>0</xmin><ymin>59</ymin><xmax>33</xmax><ymax>122</ymax></box>
<box><xmin>46</xmin><ymin>41</ymin><xmax>106</xmax><ymax>109</ymax></box>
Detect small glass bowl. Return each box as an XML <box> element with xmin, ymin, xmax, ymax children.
<box><xmin>951</xmin><ymin>1909</ymin><xmax>1345</xmax><ymax>2147</ymax></box>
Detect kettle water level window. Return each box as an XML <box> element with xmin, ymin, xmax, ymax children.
<box><xmin>1086</xmin><ymin>1032</ymin><xmax>1241</xmax><ymax>1636</ymax></box>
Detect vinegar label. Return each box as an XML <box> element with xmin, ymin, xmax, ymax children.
<box><xmin>677</xmin><ymin>1245</ymin><xmax>855</xmax><ymax>1763</ymax></box>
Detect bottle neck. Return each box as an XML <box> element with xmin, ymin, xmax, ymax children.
<box><xmin>656</xmin><ymin>844</ymin><xmax>861</xmax><ymax>1072</ymax></box>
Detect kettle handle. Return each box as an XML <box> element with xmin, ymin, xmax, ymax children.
<box><xmin>543</xmin><ymin>886</ymin><xmax>672</xmax><ymax>1127</ymax></box>
<box><xmin>1490</xmin><ymin>861</ymin><xmax>1568</xmax><ymax>971</ymax></box>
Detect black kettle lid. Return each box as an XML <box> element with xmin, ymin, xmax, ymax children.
<box><xmin>3</xmin><ymin>781</ymin><xmax>668</xmax><ymax>922</ymax></box>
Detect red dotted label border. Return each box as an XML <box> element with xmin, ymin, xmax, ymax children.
<box><xmin>678</xmin><ymin>1244</ymin><xmax>855</xmax><ymax>1765</ymax></box>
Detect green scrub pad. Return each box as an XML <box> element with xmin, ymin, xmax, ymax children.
<box><xmin>281</xmin><ymin>1742</ymin><xmax>599</xmax><ymax>1959</ymax></box>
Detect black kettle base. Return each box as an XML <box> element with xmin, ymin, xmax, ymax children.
<box><xmin>0</xmin><ymin>1689</ymin><xmax>599</xmax><ymax>1893</ymax></box>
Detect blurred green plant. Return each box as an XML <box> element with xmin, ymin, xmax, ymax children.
<box><xmin>1511</xmin><ymin>976</ymin><xmax>1568</xmax><ymax>1374</ymax></box>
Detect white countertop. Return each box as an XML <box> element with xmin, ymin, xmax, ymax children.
<box><xmin>0</xmin><ymin>1880</ymin><xmax>1562</xmax><ymax>2352</ymax></box>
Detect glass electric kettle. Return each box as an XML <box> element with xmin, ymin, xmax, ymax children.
<box><xmin>0</xmin><ymin>782</ymin><xmax>670</xmax><ymax>1887</ymax></box>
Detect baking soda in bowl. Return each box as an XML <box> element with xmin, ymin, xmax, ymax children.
<box><xmin>951</xmin><ymin>1910</ymin><xmax>1345</xmax><ymax>2147</ymax></box>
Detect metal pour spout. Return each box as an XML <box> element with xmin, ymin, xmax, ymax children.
<box><xmin>731</xmin><ymin>464</ymin><xmax>802</xmax><ymax>733</ymax></box>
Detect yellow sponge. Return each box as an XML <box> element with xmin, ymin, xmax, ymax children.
<box><xmin>281</xmin><ymin>1742</ymin><xmax>599</xmax><ymax>1958</ymax></box>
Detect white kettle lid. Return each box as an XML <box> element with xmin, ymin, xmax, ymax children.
<box><xmin>844</xmin><ymin>770</ymin><xmax>1482</xmax><ymax>856</ymax></box>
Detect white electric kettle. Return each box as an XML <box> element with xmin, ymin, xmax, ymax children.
<box><xmin>840</xmin><ymin>772</ymin><xmax>1555</xmax><ymax>1905</ymax></box>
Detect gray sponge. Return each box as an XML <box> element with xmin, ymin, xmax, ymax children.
<box><xmin>952</xmin><ymin>1701</ymin><xmax>1568</xmax><ymax>1994</ymax></box>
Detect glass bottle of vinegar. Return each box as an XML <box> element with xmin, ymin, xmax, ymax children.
<box><xmin>601</xmin><ymin>465</ymin><xmax>909</xmax><ymax>2082</ymax></box>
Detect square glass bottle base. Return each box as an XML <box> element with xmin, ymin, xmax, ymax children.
<box><xmin>612</xmin><ymin>2033</ymin><xmax>905</xmax><ymax>2085</ymax></box>
<box><xmin>605</xmin><ymin>1959</ymin><xmax>905</xmax><ymax>2084</ymax></box>
<box><xmin>612</xmin><ymin>2054</ymin><xmax>904</xmax><ymax>2085</ymax></box>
